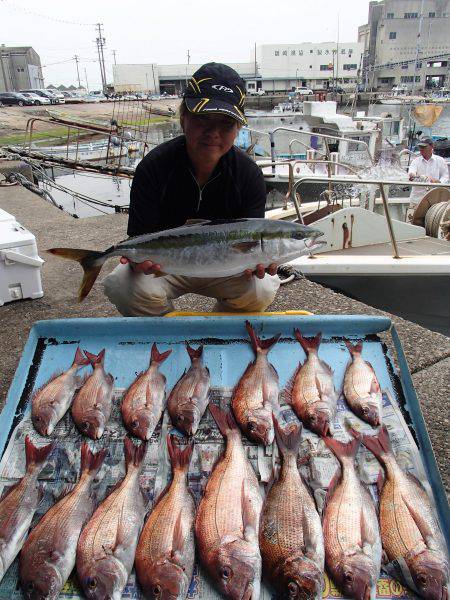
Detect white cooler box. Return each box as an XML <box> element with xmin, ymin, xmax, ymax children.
<box><xmin>0</xmin><ymin>208</ymin><xmax>44</xmax><ymax>306</ymax></box>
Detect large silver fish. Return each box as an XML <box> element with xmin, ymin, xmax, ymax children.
<box><xmin>0</xmin><ymin>436</ymin><xmax>54</xmax><ymax>583</ymax></box>
<box><xmin>19</xmin><ymin>444</ymin><xmax>107</xmax><ymax>600</ymax></box>
<box><xmin>76</xmin><ymin>438</ymin><xmax>147</xmax><ymax>600</ymax></box>
<box><xmin>47</xmin><ymin>218</ymin><xmax>325</xmax><ymax>300</ymax></box>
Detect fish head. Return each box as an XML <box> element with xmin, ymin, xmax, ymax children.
<box><xmin>80</xmin><ymin>558</ymin><xmax>126</xmax><ymax>600</ymax></box>
<box><xmin>280</xmin><ymin>556</ymin><xmax>323</xmax><ymax>599</ymax></box>
<box><xmin>336</xmin><ymin>554</ymin><xmax>374</xmax><ymax>600</ymax></box>
<box><xmin>212</xmin><ymin>537</ymin><xmax>260</xmax><ymax>600</ymax></box>
<box><xmin>410</xmin><ymin>550</ymin><xmax>449</xmax><ymax>600</ymax></box>
<box><xmin>356</xmin><ymin>401</ymin><xmax>381</xmax><ymax>427</ymax></box>
<box><xmin>246</xmin><ymin>412</ymin><xmax>274</xmax><ymax>445</ymax></box>
<box><xmin>127</xmin><ymin>412</ymin><xmax>152</xmax><ymax>440</ymax></box>
<box><xmin>141</xmin><ymin>557</ymin><xmax>190</xmax><ymax>600</ymax></box>
<box><xmin>304</xmin><ymin>409</ymin><xmax>331</xmax><ymax>437</ymax></box>
<box><xmin>78</xmin><ymin>413</ymin><xmax>105</xmax><ymax>440</ymax></box>
<box><xmin>21</xmin><ymin>563</ymin><xmax>62</xmax><ymax>600</ymax></box>
<box><xmin>173</xmin><ymin>406</ymin><xmax>199</xmax><ymax>436</ymax></box>
<box><xmin>32</xmin><ymin>406</ymin><xmax>57</xmax><ymax>436</ymax></box>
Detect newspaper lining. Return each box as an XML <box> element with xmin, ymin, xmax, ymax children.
<box><xmin>0</xmin><ymin>379</ymin><xmax>441</xmax><ymax>599</ymax></box>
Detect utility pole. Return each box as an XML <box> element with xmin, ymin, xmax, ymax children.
<box><xmin>95</xmin><ymin>22</ymin><xmax>107</xmax><ymax>92</ymax></box>
<box><xmin>112</xmin><ymin>49</ymin><xmax>117</xmax><ymax>65</ymax></box>
<box><xmin>335</xmin><ymin>13</ymin><xmax>340</xmax><ymax>92</ymax></box>
<box><xmin>151</xmin><ymin>63</ymin><xmax>157</xmax><ymax>92</ymax></box>
<box><xmin>187</xmin><ymin>49</ymin><xmax>190</xmax><ymax>65</ymax></box>
<box><xmin>74</xmin><ymin>55</ymin><xmax>81</xmax><ymax>88</ymax></box>
<box><xmin>412</xmin><ymin>0</ymin><xmax>425</xmax><ymax>93</ymax></box>
<box><xmin>84</xmin><ymin>67</ymin><xmax>89</xmax><ymax>92</ymax></box>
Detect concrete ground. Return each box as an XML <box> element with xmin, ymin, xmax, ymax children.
<box><xmin>0</xmin><ymin>185</ymin><xmax>449</xmax><ymax>491</ymax></box>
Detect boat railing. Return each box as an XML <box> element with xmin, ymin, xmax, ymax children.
<box><xmin>291</xmin><ymin>176</ymin><xmax>450</xmax><ymax>259</ymax></box>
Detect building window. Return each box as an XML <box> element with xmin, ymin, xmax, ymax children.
<box><xmin>386</xmin><ymin>12</ymin><xmax>394</xmax><ymax>18</ymax></box>
<box><xmin>404</xmin><ymin>12</ymin><xmax>418</xmax><ymax>18</ymax></box>
<box><xmin>317</xmin><ymin>49</ymin><xmax>322</xmax><ymax>55</ymax></box>
<box><xmin>325</xmin><ymin>49</ymin><xmax>329</xmax><ymax>55</ymax></box>
<box><xmin>341</xmin><ymin>48</ymin><xmax>346</xmax><ymax>54</ymax></box>
<box><xmin>282</xmin><ymin>50</ymin><xmax>287</xmax><ymax>56</ymax></box>
<box><xmin>310</xmin><ymin>49</ymin><xmax>313</xmax><ymax>54</ymax></box>
<box><xmin>427</xmin><ymin>60</ymin><xmax>447</xmax><ymax>67</ymax></box>
<box><xmin>309</xmin><ymin>65</ymin><xmax>312</xmax><ymax>68</ymax></box>
<box><xmin>291</xmin><ymin>50</ymin><xmax>296</xmax><ymax>56</ymax></box>
<box><xmin>429</xmin><ymin>11</ymin><xmax>435</xmax><ymax>17</ymax></box>
<box><xmin>389</xmin><ymin>31</ymin><xmax>397</xmax><ymax>39</ymax></box>
<box><xmin>299</xmin><ymin>50</ymin><xmax>303</xmax><ymax>56</ymax></box>
<box><xmin>400</xmin><ymin>75</ymin><xmax>421</xmax><ymax>82</ymax></box>
<box><xmin>401</xmin><ymin>63</ymin><xmax>408</xmax><ymax>69</ymax></box>
<box><xmin>343</xmin><ymin>63</ymin><xmax>357</xmax><ymax>70</ymax></box>
<box><xmin>320</xmin><ymin>64</ymin><xmax>333</xmax><ymax>71</ymax></box>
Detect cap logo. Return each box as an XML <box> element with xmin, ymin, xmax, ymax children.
<box><xmin>212</xmin><ymin>84</ymin><xmax>233</xmax><ymax>93</ymax></box>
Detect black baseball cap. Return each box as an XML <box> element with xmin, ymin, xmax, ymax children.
<box><xmin>417</xmin><ymin>135</ymin><xmax>434</xmax><ymax>147</ymax></box>
<box><xmin>183</xmin><ymin>62</ymin><xmax>247</xmax><ymax>126</ymax></box>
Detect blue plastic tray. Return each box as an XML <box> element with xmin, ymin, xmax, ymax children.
<box><xmin>1</xmin><ymin>314</ymin><xmax>449</xmax><ymax>598</ymax></box>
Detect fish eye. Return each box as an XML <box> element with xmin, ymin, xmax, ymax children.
<box><xmin>153</xmin><ymin>584</ymin><xmax>162</xmax><ymax>596</ymax></box>
<box><xmin>248</xmin><ymin>422</ymin><xmax>256</xmax><ymax>432</ymax></box>
<box><xmin>26</xmin><ymin>582</ymin><xmax>34</xmax><ymax>592</ymax></box>
<box><xmin>82</xmin><ymin>421</ymin><xmax>90</xmax><ymax>431</ymax></box>
<box><xmin>344</xmin><ymin>572</ymin><xmax>353</xmax><ymax>583</ymax></box>
<box><xmin>287</xmin><ymin>581</ymin><xmax>298</xmax><ymax>597</ymax></box>
<box><xmin>34</xmin><ymin>416</ymin><xmax>42</xmax><ymax>422</ymax></box>
<box><xmin>220</xmin><ymin>566</ymin><xmax>232</xmax><ymax>580</ymax></box>
<box><xmin>131</xmin><ymin>419</ymin><xmax>139</xmax><ymax>429</ymax></box>
<box><xmin>362</xmin><ymin>406</ymin><xmax>369</xmax><ymax>415</ymax></box>
<box><xmin>87</xmin><ymin>577</ymin><xmax>97</xmax><ymax>590</ymax></box>
<box><xmin>417</xmin><ymin>574</ymin><xmax>427</xmax><ymax>586</ymax></box>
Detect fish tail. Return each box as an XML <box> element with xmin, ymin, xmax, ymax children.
<box><xmin>209</xmin><ymin>404</ymin><xmax>238</xmax><ymax>438</ymax></box>
<box><xmin>273</xmin><ymin>415</ymin><xmax>302</xmax><ymax>458</ymax></box>
<box><xmin>245</xmin><ymin>321</ymin><xmax>280</xmax><ymax>354</ymax></box>
<box><xmin>73</xmin><ymin>347</ymin><xmax>90</xmax><ymax>367</ymax></box>
<box><xmin>359</xmin><ymin>426</ymin><xmax>392</xmax><ymax>461</ymax></box>
<box><xmin>344</xmin><ymin>338</ymin><xmax>363</xmax><ymax>356</ymax></box>
<box><xmin>323</xmin><ymin>436</ymin><xmax>360</xmax><ymax>463</ymax></box>
<box><xmin>151</xmin><ymin>343</ymin><xmax>172</xmax><ymax>365</ymax></box>
<box><xmin>47</xmin><ymin>247</ymin><xmax>106</xmax><ymax>301</ymax></box>
<box><xmin>80</xmin><ymin>443</ymin><xmax>108</xmax><ymax>475</ymax></box>
<box><xmin>25</xmin><ymin>435</ymin><xmax>55</xmax><ymax>470</ymax></box>
<box><xmin>84</xmin><ymin>348</ymin><xmax>106</xmax><ymax>366</ymax></box>
<box><xmin>167</xmin><ymin>435</ymin><xmax>193</xmax><ymax>472</ymax></box>
<box><xmin>186</xmin><ymin>343</ymin><xmax>203</xmax><ymax>360</ymax></box>
<box><xmin>124</xmin><ymin>437</ymin><xmax>147</xmax><ymax>469</ymax></box>
<box><xmin>294</xmin><ymin>329</ymin><xmax>322</xmax><ymax>354</ymax></box>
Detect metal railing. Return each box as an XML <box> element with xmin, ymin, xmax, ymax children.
<box><xmin>290</xmin><ymin>176</ymin><xmax>450</xmax><ymax>259</ymax></box>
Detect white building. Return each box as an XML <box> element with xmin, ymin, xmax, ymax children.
<box><xmin>112</xmin><ymin>64</ymin><xmax>159</xmax><ymax>93</ymax></box>
<box><xmin>253</xmin><ymin>42</ymin><xmax>364</xmax><ymax>92</ymax></box>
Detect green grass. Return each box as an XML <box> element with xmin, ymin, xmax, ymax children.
<box><xmin>120</xmin><ymin>116</ymin><xmax>171</xmax><ymax>126</ymax></box>
<box><xmin>0</xmin><ymin>127</ymin><xmax>87</xmax><ymax>147</ymax></box>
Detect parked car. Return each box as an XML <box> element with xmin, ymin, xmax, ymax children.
<box><xmin>295</xmin><ymin>87</ymin><xmax>314</xmax><ymax>96</ymax></box>
<box><xmin>47</xmin><ymin>90</ymin><xmax>65</xmax><ymax>103</ymax></box>
<box><xmin>87</xmin><ymin>92</ymin><xmax>108</xmax><ymax>102</ymax></box>
<box><xmin>20</xmin><ymin>89</ymin><xmax>61</xmax><ymax>104</ymax></box>
<box><xmin>0</xmin><ymin>92</ymin><xmax>34</xmax><ymax>107</ymax></box>
<box><xmin>20</xmin><ymin>92</ymin><xmax>51</xmax><ymax>105</ymax></box>
<box><xmin>248</xmin><ymin>89</ymin><xmax>265</xmax><ymax>96</ymax></box>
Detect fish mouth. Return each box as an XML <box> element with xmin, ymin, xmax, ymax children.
<box><xmin>241</xmin><ymin>583</ymin><xmax>253</xmax><ymax>600</ymax></box>
<box><xmin>304</xmin><ymin>236</ymin><xmax>326</xmax><ymax>252</ymax></box>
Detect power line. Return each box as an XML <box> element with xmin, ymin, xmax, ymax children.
<box><xmin>0</xmin><ymin>0</ymin><xmax>95</xmax><ymax>26</ymax></box>
<box><xmin>95</xmin><ymin>23</ymin><xmax>107</xmax><ymax>93</ymax></box>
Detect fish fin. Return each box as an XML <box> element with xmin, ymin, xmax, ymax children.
<box><xmin>73</xmin><ymin>347</ymin><xmax>90</xmax><ymax>367</ymax></box>
<box><xmin>80</xmin><ymin>442</ymin><xmax>108</xmax><ymax>475</ymax></box>
<box><xmin>273</xmin><ymin>415</ymin><xmax>301</xmax><ymax>458</ymax></box>
<box><xmin>25</xmin><ymin>435</ymin><xmax>55</xmax><ymax>470</ymax></box>
<box><xmin>209</xmin><ymin>404</ymin><xmax>238</xmax><ymax>437</ymax></box>
<box><xmin>186</xmin><ymin>343</ymin><xmax>203</xmax><ymax>361</ymax></box>
<box><xmin>241</xmin><ymin>480</ymin><xmax>258</xmax><ymax>542</ymax></box>
<box><xmin>167</xmin><ymin>435</ymin><xmax>193</xmax><ymax>473</ymax></box>
<box><xmin>84</xmin><ymin>349</ymin><xmax>106</xmax><ymax>365</ymax></box>
<box><xmin>359</xmin><ymin>426</ymin><xmax>392</xmax><ymax>462</ymax></box>
<box><xmin>245</xmin><ymin>321</ymin><xmax>280</xmax><ymax>354</ymax></box>
<box><xmin>376</xmin><ymin>470</ymin><xmax>385</xmax><ymax>496</ymax></box>
<box><xmin>124</xmin><ymin>437</ymin><xmax>147</xmax><ymax>470</ymax></box>
<box><xmin>322</xmin><ymin>436</ymin><xmax>360</xmax><ymax>463</ymax></box>
<box><xmin>47</xmin><ymin>247</ymin><xmax>105</xmax><ymax>301</ymax></box>
<box><xmin>360</xmin><ymin>488</ymin><xmax>377</xmax><ymax>548</ymax></box>
<box><xmin>283</xmin><ymin>363</ymin><xmax>302</xmax><ymax>405</ymax></box>
<box><xmin>265</xmin><ymin>465</ymin><xmax>279</xmax><ymax>494</ymax></box>
<box><xmin>171</xmin><ymin>511</ymin><xmax>185</xmax><ymax>559</ymax></box>
<box><xmin>231</xmin><ymin>241</ymin><xmax>260</xmax><ymax>253</ymax></box>
<box><xmin>344</xmin><ymin>338</ymin><xmax>363</xmax><ymax>356</ymax></box>
<box><xmin>402</xmin><ymin>475</ymin><xmax>436</xmax><ymax>544</ymax></box>
<box><xmin>0</xmin><ymin>481</ymin><xmax>20</xmax><ymax>502</ymax></box>
<box><xmin>322</xmin><ymin>470</ymin><xmax>341</xmax><ymax>518</ymax></box>
<box><xmin>294</xmin><ymin>329</ymin><xmax>322</xmax><ymax>354</ymax></box>
<box><xmin>319</xmin><ymin>358</ymin><xmax>334</xmax><ymax>377</ymax></box>
<box><xmin>151</xmin><ymin>343</ymin><xmax>172</xmax><ymax>366</ymax></box>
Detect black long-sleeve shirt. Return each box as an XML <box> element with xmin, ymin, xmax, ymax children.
<box><xmin>127</xmin><ymin>135</ymin><xmax>266</xmax><ymax>236</ymax></box>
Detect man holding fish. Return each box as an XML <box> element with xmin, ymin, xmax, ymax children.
<box><xmin>103</xmin><ymin>62</ymin><xmax>281</xmax><ymax>316</ymax></box>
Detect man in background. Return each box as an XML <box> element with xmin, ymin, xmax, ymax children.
<box><xmin>407</xmin><ymin>136</ymin><xmax>448</xmax><ymax>221</ymax></box>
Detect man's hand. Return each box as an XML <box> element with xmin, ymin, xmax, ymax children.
<box><xmin>409</xmin><ymin>172</ymin><xmax>416</xmax><ymax>181</ymax></box>
<box><xmin>244</xmin><ymin>263</ymin><xmax>278</xmax><ymax>281</ymax></box>
<box><xmin>120</xmin><ymin>256</ymin><xmax>162</xmax><ymax>275</ymax></box>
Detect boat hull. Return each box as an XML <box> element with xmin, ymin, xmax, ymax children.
<box><xmin>307</xmin><ymin>273</ymin><xmax>450</xmax><ymax>336</ymax></box>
